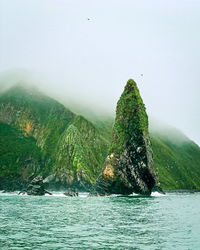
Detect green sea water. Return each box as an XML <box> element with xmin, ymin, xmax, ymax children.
<box><xmin>0</xmin><ymin>192</ymin><xmax>199</xmax><ymax>249</ymax></box>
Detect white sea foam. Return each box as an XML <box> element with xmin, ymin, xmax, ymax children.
<box><xmin>47</xmin><ymin>193</ymin><xmax>66</xmax><ymax>197</ymax></box>
<box><xmin>79</xmin><ymin>193</ymin><xmax>88</xmax><ymax>198</ymax></box>
<box><xmin>0</xmin><ymin>191</ymin><xmax>166</xmax><ymax>197</ymax></box>
<box><xmin>151</xmin><ymin>191</ymin><xmax>165</xmax><ymax>197</ymax></box>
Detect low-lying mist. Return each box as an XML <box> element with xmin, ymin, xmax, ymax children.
<box><xmin>0</xmin><ymin>69</ymin><xmax>199</xmax><ymax>146</ymax></box>
<box><xmin>0</xmin><ymin>69</ymin><xmax>116</xmax><ymax>120</ymax></box>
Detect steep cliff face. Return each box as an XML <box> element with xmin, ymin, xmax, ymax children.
<box><xmin>92</xmin><ymin>79</ymin><xmax>157</xmax><ymax>195</ymax></box>
<box><xmin>0</xmin><ymin>84</ymin><xmax>109</xmax><ymax>190</ymax></box>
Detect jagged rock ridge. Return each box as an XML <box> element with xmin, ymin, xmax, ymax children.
<box><xmin>92</xmin><ymin>79</ymin><xmax>157</xmax><ymax>195</ymax></box>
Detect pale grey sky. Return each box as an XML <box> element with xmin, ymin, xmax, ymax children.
<box><xmin>0</xmin><ymin>0</ymin><xmax>200</xmax><ymax>145</ymax></box>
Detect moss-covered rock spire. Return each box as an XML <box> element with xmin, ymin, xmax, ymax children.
<box><xmin>92</xmin><ymin>79</ymin><xmax>157</xmax><ymax>195</ymax></box>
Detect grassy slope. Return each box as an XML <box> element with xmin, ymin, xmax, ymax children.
<box><xmin>151</xmin><ymin>132</ymin><xmax>200</xmax><ymax>190</ymax></box>
<box><xmin>0</xmin><ymin>84</ymin><xmax>75</xmax><ymax>156</ymax></box>
<box><xmin>0</xmin><ymin>85</ymin><xmax>109</xmax><ymax>187</ymax></box>
<box><xmin>54</xmin><ymin>115</ymin><xmax>110</xmax><ymax>185</ymax></box>
<box><xmin>0</xmin><ymin>123</ymin><xmax>42</xmax><ymax>179</ymax></box>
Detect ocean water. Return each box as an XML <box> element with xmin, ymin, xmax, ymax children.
<box><xmin>0</xmin><ymin>192</ymin><xmax>199</xmax><ymax>249</ymax></box>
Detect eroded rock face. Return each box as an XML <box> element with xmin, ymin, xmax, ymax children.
<box><xmin>92</xmin><ymin>79</ymin><xmax>157</xmax><ymax>195</ymax></box>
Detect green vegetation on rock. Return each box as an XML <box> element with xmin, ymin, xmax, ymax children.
<box><xmin>92</xmin><ymin>79</ymin><xmax>157</xmax><ymax>195</ymax></box>
<box><xmin>111</xmin><ymin>79</ymin><xmax>148</xmax><ymax>155</ymax></box>
<box><xmin>0</xmin><ymin>82</ymin><xmax>200</xmax><ymax>191</ymax></box>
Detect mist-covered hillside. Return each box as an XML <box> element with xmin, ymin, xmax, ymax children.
<box><xmin>149</xmin><ymin>119</ymin><xmax>200</xmax><ymax>190</ymax></box>
<box><xmin>0</xmin><ymin>84</ymin><xmax>109</xmax><ymax>190</ymax></box>
<box><xmin>0</xmin><ymin>84</ymin><xmax>200</xmax><ymax>191</ymax></box>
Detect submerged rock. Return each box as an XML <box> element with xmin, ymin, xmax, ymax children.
<box><xmin>91</xmin><ymin>79</ymin><xmax>158</xmax><ymax>195</ymax></box>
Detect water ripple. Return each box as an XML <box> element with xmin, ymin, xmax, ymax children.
<box><xmin>0</xmin><ymin>192</ymin><xmax>199</xmax><ymax>249</ymax></box>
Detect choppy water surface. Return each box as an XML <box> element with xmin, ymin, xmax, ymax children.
<box><xmin>0</xmin><ymin>192</ymin><xmax>199</xmax><ymax>249</ymax></box>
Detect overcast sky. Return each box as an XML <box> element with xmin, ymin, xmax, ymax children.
<box><xmin>0</xmin><ymin>0</ymin><xmax>200</xmax><ymax>145</ymax></box>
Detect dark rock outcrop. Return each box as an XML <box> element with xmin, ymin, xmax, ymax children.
<box><xmin>64</xmin><ymin>189</ymin><xmax>78</xmax><ymax>197</ymax></box>
<box><xmin>27</xmin><ymin>176</ymin><xmax>52</xmax><ymax>196</ymax></box>
<box><xmin>18</xmin><ymin>191</ymin><xmax>26</xmax><ymax>195</ymax></box>
<box><xmin>91</xmin><ymin>79</ymin><xmax>158</xmax><ymax>195</ymax></box>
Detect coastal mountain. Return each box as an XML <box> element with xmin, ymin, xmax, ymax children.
<box><xmin>0</xmin><ymin>83</ymin><xmax>200</xmax><ymax>191</ymax></box>
<box><xmin>0</xmin><ymin>84</ymin><xmax>109</xmax><ymax>190</ymax></box>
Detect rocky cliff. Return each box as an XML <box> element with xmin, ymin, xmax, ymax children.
<box><xmin>92</xmin><ymin>79</ymin><xmax>157</xmax><ymax>195</ymax></box>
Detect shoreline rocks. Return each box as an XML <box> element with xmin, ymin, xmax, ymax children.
<box><xmin>26</xmin><ymin>176</ymin><xmax>52</xmax><ymax>196</ymax></box>
<box><xmin>64</xmin><ymin>189</ymin><xmax>79</xmax><ymax>197</ymax></box>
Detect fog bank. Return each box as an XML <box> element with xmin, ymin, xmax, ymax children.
<box><xmin>0</xmin><ymin>0</ymin><xmax>200</xmax><ymax>145</ymax></box>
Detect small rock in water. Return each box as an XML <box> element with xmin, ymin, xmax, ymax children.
<box><xmin>18</xmin><ymin>191</ymin><xmax>26</xmax><ymax>195</ymax></box>
<box><xmin>64</xmin><ymin>189</ymin><xmax>78</xmax><ymax>197</ymax></box>
<box><xmin>26</xmin><ymin>176</ymin><xmax>52</xmax><ymax>196</ymax></box>
<box><xmin>44</xmin><ymin>189</ymin><xmax>53</xmax><ymax>195</ymax></box>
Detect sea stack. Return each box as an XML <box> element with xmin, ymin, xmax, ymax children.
<box><xmin>92</xmin><ymin>79</ymin><xmax>157</xmax><ymax>195</ymax></box>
